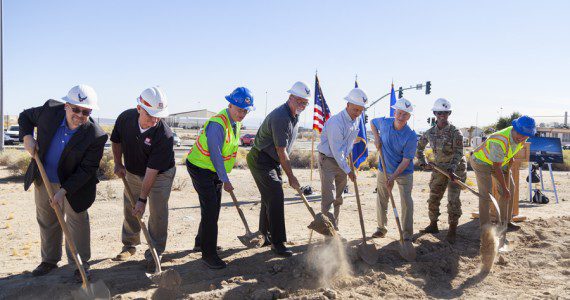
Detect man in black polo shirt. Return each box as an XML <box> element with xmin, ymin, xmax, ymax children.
<box><xmin>111</xmin><ymin>86</ymin><xmax>176</xmax><ymax>271</ymax></box>
<box><xmin>247</xmin><ymin>81</ymin><xmax>311</xmax><ymax>257</ymax></box>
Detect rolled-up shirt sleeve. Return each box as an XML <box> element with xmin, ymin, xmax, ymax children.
<box><xmin>206</xmin><ymin>122</ymin><xmax>230</xmax><ymax>182</ymax></box>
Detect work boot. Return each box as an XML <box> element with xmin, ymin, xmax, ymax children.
<box><xmin>113</xmin><ymin>248</ymin><xmax>136</xmax><ymax>261</ymax></box>
<box><xmin>446</xmin><ymin>223</ymin><xmax>458</xmax><ymax>244</ymax></box>
<box><xmin>32</xmin><ymin>262</ymin><xmax>58</xmax><ymax>277</ymax></box>
<box><xmin>372</xmin><ymin>227</ymin><xmax>387</xmax><ymax>238</ymax></box>
<box><xmin>420</xmin><ymin>221</ymin><xmax>439</xmax><ymax>234</ymax></box>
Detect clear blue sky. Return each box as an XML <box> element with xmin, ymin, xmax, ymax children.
<box><xmin>4</xmin><ymin>0</ymin><xmax>570</xmax><ymax>130</ymax></box>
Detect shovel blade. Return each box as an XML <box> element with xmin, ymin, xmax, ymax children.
<box><xmin>308</xmin><ymin>213</ymin><xmax>336</xmax><ymax>236</ymax></box>
<box><xmin>399</xmin><ymin>240</ymin><xmax>417</xmax><ymax>262</ymax></box>
<box><xmin>238</xmin><ymin>232</ymin><xmax>265</xmax><ymax>248</ymax></box>
<box><xmin>357</xmin><ymin>242</ymin><xmax>378</xmax><ymax>265</ymax></box>
<box><xmin>71</xmin><ymin>280</ymin><xmax>110</xmax><ymax>300</ymax></box>
<box><xmin>148</xmin><ymin>269</ymin><xmax>182</xmax><ymax>290</ymax></box>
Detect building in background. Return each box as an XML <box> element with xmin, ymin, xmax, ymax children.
<box><xmin>537</xmin><ymin>127</ymin><xmax>570</xmax><ymax>146</ymax></box>
<box><xmin>165</xmin><ymin>109</ymin><xmax>217</xmax><ymax>129</ymax></box>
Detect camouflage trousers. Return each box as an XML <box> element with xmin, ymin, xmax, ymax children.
<box><xmin>427</xmin><ymin>168</ymin><xmax>467</xmax><ymax>224</ymax></box>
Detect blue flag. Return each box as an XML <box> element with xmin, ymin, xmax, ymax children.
<box><xmin>351</xmin><ymin>80</ymin><xmax>368</xmax><ymax>169</ymax></box>
<box><xmin>389</xmin><ymin>83</ymin><xmax>397</xmax><ymax>117</ymax></box>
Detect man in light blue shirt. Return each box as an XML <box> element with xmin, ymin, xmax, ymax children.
<box><xmin>370</xmin><ymin>98</ymin><xmax>417</xmax><ymax>240</ymax></box>
<box><xmin>317</xmin><ymin>88</ymin><xmax>367</xmax><ymax>230</ymax></box>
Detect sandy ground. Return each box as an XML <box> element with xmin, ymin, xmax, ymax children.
<box><xmin>0</xmin><ymin>166</ymin><xmax>569</xmax><ymax>299</ymax></box>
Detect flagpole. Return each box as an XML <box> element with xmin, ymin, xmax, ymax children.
<box><xmin>310</xmin><ymin>70</ymin><xmax>317</xmax><ymax>183</ymax></box>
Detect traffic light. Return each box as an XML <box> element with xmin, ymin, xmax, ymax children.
<box><xmin>398</xmin><ymin>87</ymin><xmax>403</xmax><ymax>99</ymax></box>
<box><xmin>425</xmin><ymin>81</ymin><xmax>431</xmax><ymax>95</ymax></box>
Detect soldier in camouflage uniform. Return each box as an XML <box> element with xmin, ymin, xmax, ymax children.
<box><xmin>416</xmin><ymin>98</ymin><xmax>466</xmax><ymax>244</ymax></box>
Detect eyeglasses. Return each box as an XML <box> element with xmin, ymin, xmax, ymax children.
<box><xmin>435</xmin><ymin>111</ymin><xmax>450</xmax><ymax>115</ymax></box>
<box><xmin>296</xmin><ymin>100</ymin><xmax>309</xmax><ymax>107</ymax></box>
<box><xmin>71</xmin><ymin>106</ymin><xmax>92</xmax><ymax>116</ymax></box>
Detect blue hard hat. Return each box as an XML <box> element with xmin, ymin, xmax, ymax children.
<box><xmin>225</xmin><ymin>87</ymin><xmax>255</xmax><ymax>111</ymax></box>
<box><xmin>511</xmin><ymin>115</ymin><xmax>536</xmax><ymax>137</ymax></box>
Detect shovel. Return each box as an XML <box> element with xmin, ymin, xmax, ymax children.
<box><xmin>121</xmin><ymin>178</ymin><xmax>181</xmax><ymax>291</ymax></box>
<box><xmin>429</xmin><ymin>162</ymin><xmax>510</xmax><ymax>251</ymax></box>
<box><xmin>228</xmin><ymin>190</ymin><xmax>264</xmax><ymax>248</ymax></box>
<box><xmin>294</xmin><ymin>187</ymin><xmax>336</xmax><ymax>237</ymax></box>
<box><xmin>33</xmin><ymin>153</ymin><xmax>110</xmax><ymax>300</ymax></box>
<box><xmin>428</xmin><ymin>162</ymin><xmax>502</xmax><ymax>222</ymax></box>
<box><xmin>348</xmin><ymin>154</ymin><xmax>379</xmax><ymax>265</ymax></box>
<box><xmin>377</xmin><ymin>148</ymin><xmax>416</xmax><ymax>262</ymax></box>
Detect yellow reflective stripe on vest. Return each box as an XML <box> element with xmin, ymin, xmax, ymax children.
<box><xmin>472</xmin><ymin>126</ymin><xmax>520</xmax><ymax>166</ymax></box>
<box><xmin>186</xmin><ymin>108</ymin><xmax>241</xmax><ymax>173</ymax></box>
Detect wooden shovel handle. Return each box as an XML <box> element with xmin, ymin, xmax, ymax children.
<box><xmin>121</xmin><ymin>177</ymin><xmax>162</xmax><ymax>273</ymax></box>
<box><xmin>296</xmin><ymin>188</ymin><xmax>317</xmax><ymax>218</ymax></box>
<box><xmin>33</xmin><ymin>153</ymin><xmax>90</xmax><ymax>288</ymax></box>
<box><xmin>377</xmin><ymin>148</ymin><xmax>406</xmax><ymax>244</ymax></box>
<box><xmin>228</xmin><ymin>190</ymin><xmax>252</xmax><ymax>234</ymax></box>
<box><xmin>428</xmin><ymin>162</ymin><xmax>481</xmax><ymax>197</ymax></box>
<box><xmin>348</xmin><ymin>154</ymin><xmax>368</xmax><ymax>242</ymax></box>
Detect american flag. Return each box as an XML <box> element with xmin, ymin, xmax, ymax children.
<box><xmin>313</xmin><ymin>75</ymin><xmax>331</xmax><ymax>133</ymax></box>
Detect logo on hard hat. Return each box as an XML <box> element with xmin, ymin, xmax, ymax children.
<box><xmin>405</xmin><ymin>102</ymin><xmax>411</xmax><ymax>108</ymax></box>
<box><xmin>442</xmin><ymin>103</ymin><xmax>448</xmax><ymax>108</ymax></box>
<box><xmin>78</xmin><ymin>93</ymin><xmax>87</xmax><ymax>102</ymax></box>
<box><xmin>245</xmin><ymin>97</ymin><xmax>251</xmax><ymax>105</ymax></box>
<box><xmin>305</xmin><ymin>87</ymin><xmax>310</xmax><ymax>95</ymax></box>
<box><xmin>363</xmin><ymin>96</ymin><xmax>368</xmax><ymax>103</ymax></box>
<box><xmin>158</xmin><ymin>102</ymin><xmax>164</xmax><ymax>109</ymax></box>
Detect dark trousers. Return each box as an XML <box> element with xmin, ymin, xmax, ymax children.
<box><xmin>246</xmin><ymin>148</ymin><xmax>287</xmax><ymax>244</ymax></box>
<box><xmin>186</xmin><ymin>160</ymin><xmax>222</xmax><ymax>257</ymax></box>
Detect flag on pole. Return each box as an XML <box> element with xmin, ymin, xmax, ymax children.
<box><xmin>313</xmin><ymin>75</ymin><xmax>331</xmax><ymax>133</ymax></box>
<box><xmin>389</xmin><ymin>83</ymin><xmax>397</xmax><ymax>117</ymax></box>
<box><xmin>351</xmin><ymin>78</ymin><xmax>368</xmax><ymax>169</ymax></box>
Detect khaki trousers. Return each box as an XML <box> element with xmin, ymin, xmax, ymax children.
<box><xmin>376</xmin><ymin>172</ymin><xmax>414</xmax><ymax>239</ymax></box>
<box><xmin>318</xmin><ymin>153</ymin><xmax>347</xmax><ymax>227</ymax></box>
<box><xmin>470</xmin><ymin>156</ymin><xmax>514</xmax><ymax>229</ymax></box>
<box><xmin>121</xmin><ymin>167</ymin><xmax>175</xmax><ymax>261</ymax></box>
<box><xmin>34</xmin><ymin>182</ymin><xmax>90</xmax><ymax>265</ymax></box>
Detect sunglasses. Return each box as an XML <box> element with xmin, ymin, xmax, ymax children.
<box><xmin>70</xmin><ymin>106</ymin><xmax>92</xmax><ymax>116</ymax></box>
<box><xmin>435</xmin><ymin>111</ymin><xmax>450</xmax><ymax>115</ymax></box>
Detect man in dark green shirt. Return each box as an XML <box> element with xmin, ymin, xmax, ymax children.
<box><xmin>247</xmin><ymin>81</ymin><xmax>310</xmax><ymax>257</ymax></box>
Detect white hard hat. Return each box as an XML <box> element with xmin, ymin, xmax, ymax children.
<box><xmin>137</xmin><ymin>86</ymin><xmax>169</xmax><ymax>118</ymax></box>
<box><xmin>432</xmin><ymin>98</ymin><xmax>451</xmax><ymax>112</ymax></box>
<box><xmin>391</xmin><ymin>98</ymin><xmax>414</xmax><ymax>114</ymax></box>
<box><xmin>60</xmin><ymin>84</ymin><xmax>99</xmax><ymax>110</ymax></box>
<box><xmin>287</xmin><ymin>81</ymin><xmax>311</xmax><ymax>100</ymax></box>
<box><xmin>343</xmin><ymin>88</ymin><xmax>368</xmax><ymax>107</ymax></box>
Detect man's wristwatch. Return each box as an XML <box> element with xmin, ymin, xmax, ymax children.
<box><xmin>138</xmin><ymin>197</ymin><xmax>148</xmax><ymax>204</ymax></box>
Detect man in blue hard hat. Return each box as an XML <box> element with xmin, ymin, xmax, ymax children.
<box><xmin>470</xmin><ymin>115</ymin><xmax>536</xmax><ymax>236</ymax></box>
<box><xmin>186</xmin><ymin>87</ymin><xmax>254</xmax><ymax>269</ymax></box>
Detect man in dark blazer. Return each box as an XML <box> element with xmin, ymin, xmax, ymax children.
<box><xmin>19</xmin><ymin>84</ymin><xmax>108</xmax><ymax>281</ymax></box>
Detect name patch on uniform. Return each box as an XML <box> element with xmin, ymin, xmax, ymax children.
<box><xmin>144</xmin><ymin>137</ymin><xmax>152</xmax><ymax>146</ymax></box>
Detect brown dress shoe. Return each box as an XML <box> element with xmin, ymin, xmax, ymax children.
<box><xmin>113</xmin><ymin>248</ymin><xmax>136</xmax><ymax>261</ymax></box>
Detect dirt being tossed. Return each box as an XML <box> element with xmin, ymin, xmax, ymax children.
<box><xmin>305</xmin><ymin>235</ymin><xmax>352</xmax><ymax>287</ymax></box>
<box><xmin>308</xmin><ymin>212</ymin><xmax>336</xmax><ymax>236</ymax></box>
<box><xmin>480</xmin><ymin>224</ymin><xmax>498</xmax><ymax>273</ymax></box>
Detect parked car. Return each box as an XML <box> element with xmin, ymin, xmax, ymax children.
<box><xmin>4</xmin><ymin>125</ymin><xmax>20</xmax><ymax>145</ymax></box>
<box><xmin>240</xmin><ymin>134</ymin><xmax>255</xmax><ymax>146</ymax></box>
<box><xmin>173</xmin><ymin>132</ymin><xmax>181</xmax><ymax>147</ymax></box>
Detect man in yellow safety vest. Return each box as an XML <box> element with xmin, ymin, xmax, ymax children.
<box><xmin>186</xmin><ymin>87</ymin><xmax>255</xmax><ymax>269</ymax></box>
<box><xmin>470</xmin><ymin>115</ymin><xmax>536</xmax><ymax>236</ymax></box>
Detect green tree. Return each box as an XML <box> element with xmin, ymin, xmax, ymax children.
<box><xmin>495</xmin><ymin>112</ymin><xmax>522</xmax><ymax>131</ymax></box>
